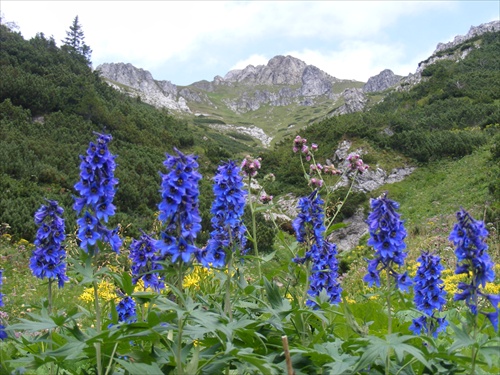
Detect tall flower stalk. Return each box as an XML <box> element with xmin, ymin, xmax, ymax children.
<box><xmin>31</xmin><ymin>200</ymin><xmax>68</xmax><ymax>313</ymax></box>
<box><xmin>449</xmin><ymin>208</ymin><xmax>499</xmax><ymax>373</ymax></box>
<box><xmin>241</xmin><ymin>155</ymin><xmax>262</xmax><ymax>281</ymax></box>
<box><xmin>198</xmin><ymin>161</ymin><xmax>247</xmax><ymax>319</ymax></box>
<box><xmin>73</xmin><ymin>132</ymin><xmax>122</xmax><ymax>375</ymax></box>
<box><xmin>292</xmin><ymin>190</ymin><xmax>342</xmax><ymax>308</ymax></box>
<box><xmin>364</xmin><ymin>193</ymin><xmax>411</xmax><ymax>333</ymax></box>
<box><xmin>410</xmin><ymin>251</ymin><xmax>448</xmax><ymax>337</ymax></box>
<box><xmin>156</xmin><ymin>148</ymin><xmax>202</xmax><ymax>290</ymax></box>
<box><xmin>155</xmin><ymin>148</ymin><xmax>201</xmax><ymax>375</ymax></box>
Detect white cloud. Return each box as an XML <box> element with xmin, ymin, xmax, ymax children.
<box><xmin>285</xmin><ymin>41</ymin><xmax>417</xmax><ymax>82</ymax></box>
<box><xmin>230</xmin><ymin>54</ymin><xmax>270</xmax><ymax>71</ymax></box>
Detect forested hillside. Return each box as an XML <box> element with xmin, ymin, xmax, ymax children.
<box><xmin>261</xmin><ymin>31</ymin><xmax>499</xmax><ymax>221</ymax></box>
<box><xmin>0</xmin><ymin>24</ymin><xmax>256</xmax><ymax>240</ymax></box>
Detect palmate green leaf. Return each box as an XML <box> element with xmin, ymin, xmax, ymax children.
<box><xmin>353</xmin><ymin>334</ymin><xmax>429</xmax><ymax>372</ymax></box>
<box><xmin>114</xmin><ymin>358</ymin><xmax>164</xmax><ymax>375</ymax></box>
<box><xmin>235</xmin><ymin>349</ymin><xmax>280</xmax><ymax>375</ymax></box>
<box><xmin>478</xmin><ymin>345</ymin><xmax>500</xmax><ymax>368</ymax></box>
<box><xmin>46</xmin><ymin>341</ymin><xmax>87</xmax><ymax>360</ymax></box>
<box><xmin>110</xmin><ymin>270</ymin><xmax>135</xmax><ymax>296</ymax></box>
<box><xmin>448</xmin><ymin>322</ymin><xmax>476</xmax><ymax>351</ymax></box>
<box><xmin>8</xmin><ymin>317</ymin><xmax>58</xmax><ymax>332</ymax></box>
<box><xmin>264</xmin><ymin>277</ymin><xmax>283</xmax><ymax>309</ymax></box>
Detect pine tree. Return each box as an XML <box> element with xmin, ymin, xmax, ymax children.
<box><xmin>62</xmin><ymin>15</ymin><xmax>92</xmax><ymax>64</ymax></box>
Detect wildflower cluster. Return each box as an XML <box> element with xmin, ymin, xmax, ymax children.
<box><xmin>293</xmin><ymin>135</ymin><xmax>314</xmax><ymax>161</ymax></box>
<box><xmin>74</xmin><ymin>133</ymin><xmax>122</xmax><ymax>253</ymax></box>
<box><xmin>293</xmin><ymin>190</ymin><xmax>341</xmax><ymax>307</ymax></box>
<box><xmin>129</xmin><ymin>232</ymin><xmax>164</xmax><ymax>291</ymax></box>
<box><xmin>410</xmin><ymin>251</ymin><xmax>448</xmax><ymax>337</ymax></box>
<box><xmin>449</xmin><ymin>209</ymin><xmax>499</xmax><ymax>330</ymax></box>
<box><xmin>346</xmin><ymin>153</ymin><xmax>369</xmax><ymax>174</ymax></box>
<box><xmin>30</xmin><ymin>200</ymin><xmax>68</xmax><ymax>288</ymax></box>
<box><xmin>199</xmin><ymin>161</ymin><xmax>247</xmax><ymax>268</ymax></box>
<box><xmin>364</xmin><ymin>193</ymin><xmax>411</xmax><ymax>291</ymax></box>
<box><xmin>241</xmin><ymin>155</ymin><xmax>261</xmax><ymax>177</ymax></box>
<box><xmin>116</xmin><ymin>296</ymin><xmax>137</xmax><ymax>324</ymax></box>
<box><xmin>156</xmin><ymin>148</ymin><xmax>202</xmax><ymax>264</ymax></box>
<box><xmin>0</xmin><ymin>269</ymin><xmax>5</xmax><ymax>341</ymax></box>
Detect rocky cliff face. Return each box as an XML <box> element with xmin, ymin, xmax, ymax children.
<box><xmin>216</xmin><ymin>55</ymin><xmax>348</xmax><ymax>113</ymax></box>
<box><xmin>434</xmin><ymin>20</ymin><xmax>499</xmax><ymax>53</ymax></box>
<box><xmin>363</xmin><ymin>69</ymin><xmax>401</xmax><ymax>93</ymax></box>
<box><xmin>396</xmin><ymin>20</ymin><xmax>500</xmax><ymax>91</ymax></box>
<box><xmin>97</xmin><ymin>56</ymin><xmax>356</xmax><ymax>115</ymax></box>
<box><xmin>97</xmin><ymin>63</ymin><xmax>191</xmax><ymax>112</ymax></box>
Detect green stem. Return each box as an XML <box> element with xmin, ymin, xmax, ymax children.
<box><xmin>471</xmin><ymin>285</ymin><xmax>479</xmax><ymax>375</ymax></box>
<box><xmin>93</xmin><ymin>279</ymin><xmax>102</xmax><ymax>375</ymax></box>
<box><xmin>325</xmin><ymin>169</ymin><xmax>358</xmax><ymax>231</ymax></box>
<box><xmin>385</xmin><ymin>268</ymin><xmax>392</xmax><ymax>375</ymax></box>
<box><xmin>48</xmin><ymin>278</ymin><xmax>54</xmax><ymax>375</ymax></box>
<box><xmin>248</xmin><ymin>175</ymin><xmax>262</xmax><ymax>282</ymax></box>
<box><xmin>48</xmin><ymin>278</ymin><xmax>53</xmax><ymax>315</ymax></box>
<box><xmin>176</xmin><ymin>261</ymin><xmax>185</xmax><ymax>375</ymax></box>
<box><xmin>104</xmin><ymin>343</ymin><xmax>118</xmax><ymax>375</ymax></box>
<box><xmin>224</xmin><ymin>253</ymin><xmax>233</xmax><ymax>321</ymax></box>
<box><xmin>177</xmin><ymin>315</ymin><xmax>184</xmax><ymax>375</ymax></box>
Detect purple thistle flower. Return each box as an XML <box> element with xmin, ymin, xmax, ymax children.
<box><xmin>363</xmin><ymin>193</ymin><xmax>411</xmax><ymax>291</ymax></box>
<box><xmin>410</xmin><ymin>251</ymin><xmax>448</xmax><ymax>338</ymax></box>
<box><xmin>129</xmin><ymin>232</ymin><xmax>164</xmax><ymax>291</ymax></box>
<box><xmin>30</xmin><ymin>200</ymin><xmax>69</xmax><ymax>288</ymax></box>
<box><xmin>156</xmin><ymin>148</ymin><xmax>202</xmax><ymax>264</ymax></box>
<box><xmin>74</xmin><ymin>133</ymin><xmax>122</xmax><ymax>253</ymax></box>
<box><xmin>198</xmin><ymin>160</ymin><xmax>247</xmax><ymax>268</ymax></box>
<box><xmin>449</xmin><ymin>208</ymin><xmax>498</xmax><ymax>331</ymax></box>
<box><xmin>293</xmin><ymin>190</ymin><xmax>342</xmax><ymax>307</ymax></box>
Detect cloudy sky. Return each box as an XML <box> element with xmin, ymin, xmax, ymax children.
<box><xmin>1</xmin><ymin>1</ymin><xmax>498</xmax><ymax>85</ymax></box>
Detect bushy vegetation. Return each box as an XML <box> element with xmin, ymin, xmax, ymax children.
<box><xmin>0</xmin><ymin>24</ymin><xmax>256</xmax><ymax>241</ymax></box>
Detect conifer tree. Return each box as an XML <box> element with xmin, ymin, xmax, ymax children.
<box><xmin>62</xmin><ymin>15</ymin><xmax>92</xmax><ymax>64</ymax></box>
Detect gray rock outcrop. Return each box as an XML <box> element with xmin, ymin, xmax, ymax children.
<box><xmin>96</xmin><ymin>63</ymin><xmax>191</xmax><ymax>112</ymax></box>
<box><xmin>434</xmin><ymin>20</ymin><xmax>499</xmax><ymax>53</ymax></box>
<box><xmin>330</xmin><ymin>88</ymin><xmax>367</xmax><ymax>116</ymax></box>
<box><xmin>363</xmin><ymin>69</ymin><xmax>401</xmax><ymax>93</ymax></box>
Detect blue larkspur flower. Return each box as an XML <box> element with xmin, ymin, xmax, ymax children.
<box><xmin>449</xmin><ymin>208</ymin><xmax>499</xmax><ymax>331</ymax></box>
<box><xmin>116</xmin><ymin>296</ymin><xmax>137</xmax><ymax>323</ymax></box>
<box><xmin>74</xmin><ymin>133</ymin><xmax>122</xmax><ymax>253</ymax></box>
<box><xmin>363</xmin><ymin>193</ymin><xmax>411</xmax><ymax>291</ymax></box>
<box><xmin>30</xmin><ymin>200</ymin><xmax>69</xmax><ymax>288</ymax></box>
<box><xmin>293</xmin><ymin>190</ymin><xmax>342</xmax><ymax>307</ymax></box>
<box><xmin>198</xmin><ymin>160</ymin><xmax>247</xmax><ymax>268</ymax></box>
<box><xmin>156</xmin><ymin>148</ymin><xmax>202</xmax><ymax>264</ymax></box>
<box><xmin>410</xmin><ymin>251</ymin><xmax>448</xmax><ymax>337</ymax></box>
<box><xmin>129</xmin><ymin>232</ymin><xmax>164</xmax><ymax>291</ymax></box>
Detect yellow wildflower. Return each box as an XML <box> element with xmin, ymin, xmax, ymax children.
<box><xmin>79</xmin><ymin>280</ymin><xmax>119</xmax><ymax>304</ymax></box>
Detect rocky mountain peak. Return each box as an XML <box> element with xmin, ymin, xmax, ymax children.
<box><xmin>363</xmin><ymin>69</ymin><xmax>401</xmax><ymax>93</ymax></box>
<box><xmin>434</xmin><ymin>20</ymin><xmax>499</xmax><ymax>54</ymax></box>
<box><xmin>223</xmin><ymin>55</ymin><xmax>308</xmax><ymax>85</ymax></box>
<box><xmin>96</xmin><ymin>62</ymin><xmax>189</xmax><ymax>112</ymax></box>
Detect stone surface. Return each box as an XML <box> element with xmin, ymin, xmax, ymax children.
<box><xmin>363</xmin><ymin>69</ymin><xmax>401</xmax><ymax>93</ymax></box>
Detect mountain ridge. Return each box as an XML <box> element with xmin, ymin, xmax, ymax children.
<box><xmin>95</xmin><ymin>20</ymin><xmax>499</xmax><ymax>146</ymax></box>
